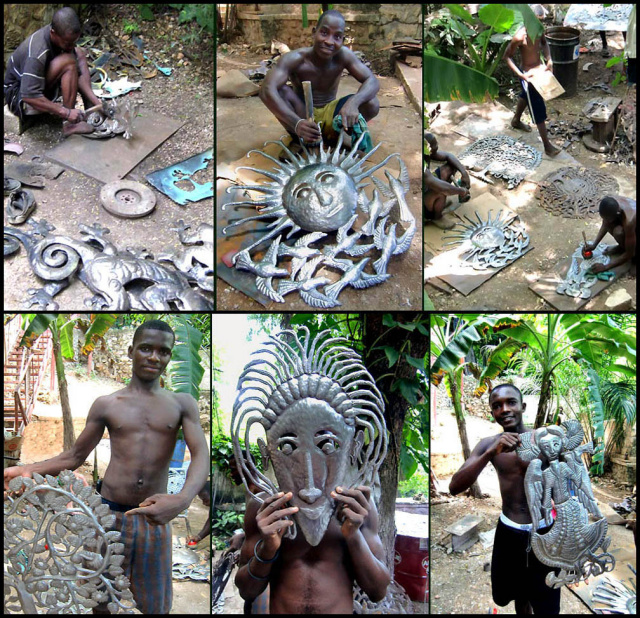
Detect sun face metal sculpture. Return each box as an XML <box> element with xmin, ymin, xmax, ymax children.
<box><xmin>4</xmin><ymin>471</ymin><xmax>136</xmax><ymax>614</ymax></box>
<box><xmin>230</xmin><ymin>326</ymin><xmax>387</xmax><ymax>547</ymax></box>
<box><xmin>536</xmin><ymin>166</ymin><xmax>620</xmax><ymax>219</ymax></box>
<box><xmin>458</xmin><ymin>135</ymin><xmax>542</xmax><ymax>189</ymax></box>
<box><xmin>517</xmin><ymin>420</ymin><xmax>615</xmax><ymax>588</ymax></box>
<box><xmin>4</xmin><ymin>219</ymin><xmax>214</xmax><ymax>310</ymax></box>
<box><xmin>221</xmin><ymin>132</ymin><xmax>415</xmax><ymax>307</ymax></box>
<box><xmin>443</xmin><ymin>209</ymin><xmax>530</xmax><ymax>270</ymax></box>
<box><xmin>556</xmin><ymin>242</ymin><xmax>611</xmax><ymax>298</ymax></box>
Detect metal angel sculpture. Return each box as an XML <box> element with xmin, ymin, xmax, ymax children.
<box><xmin>517</xmin><ymin>420</ymin><xmax>615</xmax><ymax>588</ymax></box>
<box><xmin>230</xmin><ymin>326</ymin><xmax>387</xmax><ymax>547</ymax></box>
<box><xmin>4</xmin><ymin>470</ymin><xmax>135</xmax><ymax>614</ymax></box>
<box><xmin>222</xmin><ymin>131</ymin><xmax>415</xmax><ymax>308</ymax></box>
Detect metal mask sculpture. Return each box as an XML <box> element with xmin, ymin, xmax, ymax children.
<box><xmin>536</xmin><ymin>167</ymin><xmax>620</xmax><ymax>219</ymax></box>
<box><xmin>517</xmin><ymin>420</ymin><xmax>615</xmax><ymax>588</ymax></box>
<box><xmin>443</xmin><ymin>210</ymin><xmax>530</xmax><ymax>270</ymax></box>
<box><xmin>4</xmin><ymin>470</ymin><xmax>135</xmax><ymax>614</ymax></box>
<box><xmin>458</xmin><ymin>135</ymin><xmax>542</xmax><ymax>189</ymax></box>
<box><xmin>556</xmin><ymin>242</ymin><xmax>610</xmax><ymax>299</ymax></box>
<box><xmin>230</xmin><ymin>327</ymin><xmax>387</xmax><ymax>547</ymax></box>
<box><xmin>4</xmin><ymin>219</ymin><xmax>214</xmax><ymax>310</ymax></box>
<box><xmin>222</xmin><ymin>132</ymin><xmax>415</xmax><ymax>307</ymax></box>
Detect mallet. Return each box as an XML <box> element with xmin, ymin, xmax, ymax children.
<box><xmin>83</xmin><ymin>100</ymin><xmax>116</xmax><ymax>118</ymax></box>
<box><xmin>581</xmin><ymin>231</ymin><xmax>593</xmax><ymax>258</ymax></box>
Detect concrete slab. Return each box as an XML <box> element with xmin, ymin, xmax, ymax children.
<box><xmin>395</xmin><ymin>61</ymin><xmax>422</xmax><ymax>114</ymax></box>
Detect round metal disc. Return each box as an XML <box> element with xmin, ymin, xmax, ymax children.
<box><xmin>100</xmin><ymin>180</ymin><xmax>156</xmax><ymax>218</ymax></box>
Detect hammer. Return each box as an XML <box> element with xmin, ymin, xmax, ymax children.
<box><xmin>84</xmin><ymin>100</ymin><xmax>116</xmax><ymax>118</ymax></box>
<box><xmin>301</xmin><ymin>80</ymin><xmax>321</xmax><ymax>145</ymax></box>
<box><xmin>581</xmin><ymin>231</ymin><xmax>593</xmax><ymax>258</ymax></box>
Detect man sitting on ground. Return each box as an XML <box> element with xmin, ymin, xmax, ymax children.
<box><xmin>4</xmin><ymin>7</ymin><xmax>101</xmax><ymax>136</ymax></box>
<box><xmin>259</xmin><ymin>9</ymin><xmax>379</xmax><ymax>152</ymax></box>
<box><xmin>585</xmin><ymin>196</ymin><xmax>636</xmax><ymax>274</ymax></box>
<box><xmin>504</xmin><ymin>4</ymin><xmax>561</xmax><ymax>156</ymax></box>
<box><xmin>424</xmin><ymin>132</ymin><xmax>470</xmax><ymax>229</ymax></box>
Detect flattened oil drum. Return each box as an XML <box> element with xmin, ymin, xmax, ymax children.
<box><xmin>546</xmin><ymin>26</ymin><xmax>581</xmax><ymax>97</ymax></box>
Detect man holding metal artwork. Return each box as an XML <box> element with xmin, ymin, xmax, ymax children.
<box><xmin>504</xmin><ymin>5</ymin><xmax>561</xmax><ymax>157</ymax></box>
<box><xmin>231</xmin><ymin>328</ymin><xmax>390</xmax><ymax>614</ymax></box>
<box><xmin>4</xmin><ymin>320</ymin><xmax>209</xmax><ymax>614</ymax></box>
<box><xmin>449</xmin><ymin>384</ymin><xmax>561</xmax><ymax>614</ymax></box>
<box><xmin>260</xmin><ymin>9</ymin><xmax>380</xmax><ymax>152</ymax></box>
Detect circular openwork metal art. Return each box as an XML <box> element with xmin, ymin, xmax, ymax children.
<box><xmin>222</xmin><ymin>132</ymin><xmax>416</xmax><ymax>307</ymax></box>
<box><xmin>443</xmin><ymin>209</ymin><xmax>530</xmax><ymax>270</ymax></box>
<box><xmin>458</xmin><ymin>135</ymin><xmax>542</xmax><ymax>189</ymax></box>
<box><xmin>556</xmin><ymin>243</ymin><xmax>610</xmax><ymax>299</ymax></box>
<box><xmin>536</xmin><ymin>166</ymin><xmax>620</xmax><ymax>219</ymax></box>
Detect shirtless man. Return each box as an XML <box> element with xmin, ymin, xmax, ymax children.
<box><xmin>424</xmin><ymin>132</ymin><xmax>471</xmax><ymax>229</ymax></box>
<box><xmin>504</xmin><ymin>6</ymin><xmax>561</xmax><ymax>156</ymax></box>
<box><xmin>259</xmin><ymin>9</ymin><xmax>379</xmax><ymax>150</ymax></box>
<box><xmin>4</xmin><ymin>7</ymin><xmax>101</xmax><ymax>136</ymax></box>
<box><xmin>4</xmin><ymin>320</ymin><xmax>209</xmax><ymax>614</ymax></box>
<box><xmin>585</xmin><ymin>195</ymin><xmax>636</xmax><ymax>274</ymax></box>
<box><xmin>449</xmin><ymin>384</ymin><xmax>560</xmax><ymax>615</ymax></box>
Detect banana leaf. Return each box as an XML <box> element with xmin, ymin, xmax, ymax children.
<box><xmin>473</xmin><ymin>338</ymin><xmax>526</xmax><ymax>396</ymax></box>
<box><xmin>81</xmin><ymin>314</ymin><xmax>118</xmax><ymax>355</ymax></box>
<box><xmin>430</xmin><ymin>325</ymin><xmax>481</xmax><ymax>378</ymax></box>
<box><xmin>20</xmin><ymin>314</ymin><xmax>58</xmax><ymax>348</ymax></box>
<box><xmin>478</xmin><ymin>4</ymin><xmax>515</xmax><ymax>33</ymax></box>
<box><xmin>424</xmin><ymin>52</ymin><xmax>499</xmax><ymax>103</ymax></box>
<box><xmin>169</xmin><ymin>319</ymin><xmax>205</xmax><ymax>400</ymax></box>
<box><xmin>59</xmin><ymin>319</ymin><xmax>75</xmax><ymax>359</ymax></box>
<box><xmin>503</xmin><ymin>4</ymin><xmax>544</xmax><ymax>41</ymax></box>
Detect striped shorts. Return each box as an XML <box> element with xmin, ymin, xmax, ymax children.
<box><xmin>101</xmin><ymin>497</ymin><xmax>173</xmax><ymax>614</ymax></box>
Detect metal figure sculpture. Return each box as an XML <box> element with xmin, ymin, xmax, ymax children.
<box><xmin>443</xmin><ymin>209</ymin><xmax>530</xmax><ymax>270</ymax></box>
<box><xmin>4</xmin><ymin>470</ymin><xmax>136</xmax><ymax>614</ymax></box>
<box><xmin>517</xmin><ymin>420</ymin><xmax>615</xmax><ymax>588</ymax></box>
<box><xmin>536</xmin><ymin>167</ymin><xmax>620</xmax><ymax>218</ymax></box>
<box><xmin>458</xmin><ymin>135</ymin><xmax>542</xmax><ymax>189</ymax></box>
<box><xmin>4</xmin><ymin>219</ymin><xmax>214</xmax><ymax>310</ymax></box>
<box><xmin>556</xmin><ymin>243</ymin><xmax>610</xmax><ymax>299</ymax></box>
<box><xmin>157</xmin><ymin>220</ymin><xmax>214</xmax><ymax>293</ymax></box>
<box><xmin>221</xmin><ymin>132</ymin><xmax>415</xmax><ymax>307</ymax></box>
<box><xmin>230</xmin><ymin>327</ymin><xmax>387</xmax><ymax>547</ymax></box>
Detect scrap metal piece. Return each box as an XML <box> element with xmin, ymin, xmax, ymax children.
<box><xmin>536</xmin><ymin>166</ymin><xmax>620</xmax><ymax>218</ymax></box>
<box><xmin>221</xmin><ymin>132</ymin><xmax>414</xmax><ymax>307</ymax></box>
<box><xmin>4</xmin><ymin>470</ymin><xmax>136</xmax><ymax>614</ymax></box>
<box><xmin>517</xmin><ymin>420</ymin><xmax>615</xmax><ymax>588</ymax></box>
<box><xmin>443</xmin><ymin>209</ymin><xmax>530</xmax><ymax>270</ymax></box>
<box><xmin>146</xmin><ymin>149</ymin><xmax>213</xmax><ymax>206</ymax></box>
<box><xmin>100</xmin><ymin>180</ymin><xmax>157</xmax><ymax>218</ymax></box>
<box><xmin>230</xmin><ymin>328</ymin><xmax>388</xmax><ymax>547</ymax></box>
<box><xmin>6</xmin><ymin>188</ymin><xmax>36</xmax><ymax>225</ymax></box>
<box><xmin>4</xmin><ymin>218</ymin><xmax>213</xmax><ymax>310</ymax></box>
<box><xmin>556</xmin><ymin>243</ymin><xmax>610</xmax><ymax>298</ymax></box>
<box><xmin>591</xmin><ymin>574</ymin><xmax>636</xmax><ymax>614</ymax></box>
<box><xmin>457</xmin><ymin>135</ymin><xmax>542</xmax><ymax>189</ymax></box>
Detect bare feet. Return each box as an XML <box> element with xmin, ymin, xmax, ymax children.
<box><xmin>511</xmin><ymin>118</ymin><xmax>532</xmax><ymax>132</ymax></box>
<box><xmin>545</xmin><ymin>143</ymin><xmax>561</xmax><ymax>157</ymax></box>
<box><xmin>62</xmin><ymin>121</ymin><xmax>95</xmax><ymax>137</ymax></box>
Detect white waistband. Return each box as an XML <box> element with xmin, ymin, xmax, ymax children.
<box><xmin>500</xmin><ymin>512</ymin><xmax>547</xmax><ymax>531</ymax></box>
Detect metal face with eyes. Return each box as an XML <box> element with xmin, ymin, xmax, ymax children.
<box><xmin>282</xmin><ymin>163</ymin><xmax>358</xmax><ymax>233</ymax></box>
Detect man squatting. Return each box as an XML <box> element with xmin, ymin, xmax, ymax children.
<box><xmin>4</xmin><ymin>7</ymin><xmax>100</xmax><ymax>136</ymax></box>
<box><xmin>449</xmin><ymin>384</ymin><xmax>560</xmax><ymax>615</ymax></box>
<box><xmin>4</xmin><ymin>320</ymin><xmax>209</xmax><ymax>614</ymax></box>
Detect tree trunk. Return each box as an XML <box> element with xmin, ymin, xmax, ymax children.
<box><xmin>449</xmin><ymin>372</ymin><xmax>483</xmax><ymax>498</ymax></box>
<box><xmin>363</xmin><ymin>313</ymin><xmax>430</xmax><ymax>571</ymax></box>
<box><xmin>52</xmin><ymin>333</ymin><xmax>75</xmax><ymax>452</ymax></box>
<box><xmin>535</xmin><ymin>371</ymin><xmax>553</xmax><ymax>428</ymax></box>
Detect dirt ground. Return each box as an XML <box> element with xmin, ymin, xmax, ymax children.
<box><xmin>216</xmin><ymin>44</ymin><xmax>423</xmax><ymax>311</ymax></box>
<box><xmin>430</xmin><ymin>405</ymin><xmax>636</xmax><ymax>615</ymax></box>
<box><xmin>16</xmin><ymin>363</ymin><xmax>212</xmax><ymax>615</ymax></box>
<box><xmin>3</xmin><ymin>5</ymin><xmax>213</xmax><ymax>311</ymax></box>
<box><xmin>425</xmin><ymin>29</ymin><xmax>636</xmax><ymax>311</ymax></box>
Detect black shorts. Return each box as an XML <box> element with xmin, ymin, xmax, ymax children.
<box><xmin>491</xmin><ymin>519</ymin><xmax>561</xmax><ymax>614</ymax></box>
<box><xmin>519</xmin><ymin>79</ymin><xmax>547</xmax><ymax>125</ymax></box>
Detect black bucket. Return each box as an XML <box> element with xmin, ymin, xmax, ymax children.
<box><xmin>546</xmin><ymin>26</ymin><xmax>581</xmax><ymax>98</ymax></box>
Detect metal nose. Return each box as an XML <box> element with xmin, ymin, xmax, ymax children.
<box><xmin>314</xmin><ymin>187</ymin><xmax>333</xmax><ymax>208</ymax></box>
<box><xmin>298</xmin><ymin>487</ymin><xmax>322</xmax><ymax>504</ymax></box>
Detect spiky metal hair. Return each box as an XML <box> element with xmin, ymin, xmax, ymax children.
<box><xmin>230</xmin><ymin>326</ymin><xmax>387</xmax><ymax>503</ymax></box>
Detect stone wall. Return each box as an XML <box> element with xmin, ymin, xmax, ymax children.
<box><xmin>235</xmin><ymin>4</ymin><xmax>421</xmax><ymax>53</ymax></box>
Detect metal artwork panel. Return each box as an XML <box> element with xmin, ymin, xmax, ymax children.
<box><xmin>4</xmin><ymin>471</ymin><xmax>135</xmax><ymax>614</ymax></box>
<box><xmin>230</xmin><ymin>327</ymin><xmax>387</xmax><ymax>547</ymax></box>
<box><xmin>4</xmin><ymin>219</ymin><xmax>214</xmax><ymax>310</ymax></box>
<box><xmin>457</xmin><ymin>135</ymin><xmax>542</xmax><ymax>189</ymax></box>
<box><xmin>591</xmin><ymin>573</ymin><xmax>637</xmax><ymax>614</ymax></box>
<box><xmin>536</xmin><ymin>166</ymin><xmax>620</xmax><ymax>218</ymax></box>
<box><xmin>517</xmin><ymin>420</ymin><xmax>615</xmax><ymax>588</ymax></box>
<box><xmin>556</xmin><ymin>243</ymin><xmax>611</xmax><ymax>299</ymax></box>
<box><xmin>443</xmin><ymin>209</ymin><xmax>530</xmax><ymax>270</ymax></box>
<box><xmin>221</xmin><ymin>132</ymin><xmax>415</xmax><ymax>307</ymax></box>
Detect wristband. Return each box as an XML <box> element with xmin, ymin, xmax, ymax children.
<box><xmin>247</xmin><ymin>557</ymin><xmax>270</xmax><ymax>581</ymax></box>
<box><xmin>253</xmin><ymin>538</ymin><xmax>279</xmax><ymax>563</ymax></box>
<box><xmin>294</xmin><ymin>118</ymin><xmax>304</xmax><ymax>136</ymax></box>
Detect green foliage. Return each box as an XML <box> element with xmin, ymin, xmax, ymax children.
<box><xmin>169</xmin><ymin>3</ymin><xmax>215</xmax><ymax>35</ymax></box>
<box><xmin>167</xmin><ymin>317</ymin><xmax>204</xmax><ymax>400</ymax></box>
<box><xmin>122</xmin><ymin>19</ymin><xmax>141</xmax><ymax>34</ymax></box>
<box><xmin>138</xmin><ymin>5</ymin><xmax>155</xmax><ymax>21</ymax></box>
<box><xmin>212</xmin><ymin>432</ymin><xmax>262</xmax><ymax>481</ymax></box>
<box><xmin>397</xmin><ymin>469</ymin><xmax>429</xmax><ymax>497</ymax></box>
<box><xmin>211</xmin><ymin>509</ymin><xmax>244</xmax><ymax>538</ymax></box>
